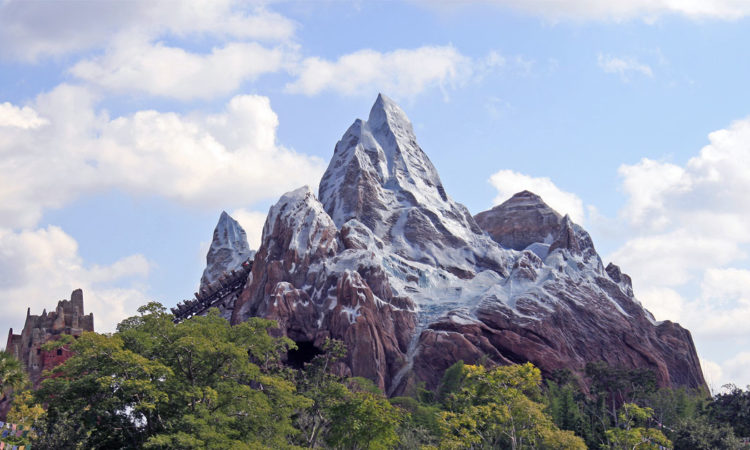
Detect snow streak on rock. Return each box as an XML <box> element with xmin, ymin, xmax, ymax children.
<box><xmin>319</xmin><ymin>93</ymin><xmax>510</xmax><ymax>279</ymax></box>
<box><xmin>216</xmin><ymin>94</ymin><xmax>705</xmax><ymax>395</ymax></box>
<box><xmin>200</xmin><ymin>211</ymin><xmax>255</xmax><ymax>290</ymax></box>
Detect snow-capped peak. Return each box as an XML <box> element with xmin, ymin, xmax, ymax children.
<box><xmin>318</xmin><ymin>94</ymin><xmax>510</xmax><ymax>276</ymax></box>
<box><xmin>200</xmin><ymin>211</ymin><xmax>255</xmax><ymax>289</ymax></box>
<box><xmin>367</xmin><ymin>93</ymin><xmax>416</xmax><ymax>142</ymax></box>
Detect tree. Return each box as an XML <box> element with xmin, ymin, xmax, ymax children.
<box><xmin>5</xmin><ymin>389</ymin><xmax>44</xmax><ymax>447</ymax></box>
<box><xmin>294</xmin><ymin>338</ymin><xmax>350</xmax><ymax>448</ymax></box>
<box><xmin>707</xmin><ymin>384</ymin><xmax>750</xmax><ymax>438</ymax></box>
<box><xmin>0</xmin><ymin>352</ymin><xmax>36</xmax><ymax>448</ymax></box>
<box><xmin>545</xmin><ymin>379</ymin><xmax>589</xmax><ymax>443</ymax></box>
<box><xmin>390</xmin><ymin>395</ymin><xmax>442</xmax><ymax>449</ymax></box>
<box><xmin>604</xmin><ymin>403</ymin><xmax>671</xmax><ymax>450</ymax></box>
<box><xmin>585</xmin><ymin>362</ymin><xmax>657</xmax><ymax>427</ymax></box>
<box><xmin>439</xmin><ymin>363</ymin><xmax>586</xmax><ymax>450</ymax></box>
<box><xmin>669</xmin><ymin>416</ymin><xmax>743</xmax><ymax>450</ymax></box>
<box><xmin>437</xmin><ymin>360</ymin><xmax>465</xmax><ymax>404</ymax></box>
<box><xmin>581</xmin><ymin>361</ymin><xmax>659</xmax><ymax>447</ymax></box>
<box><xmin>33</xmin><ymin>305</ymin><xmax>311</xmax><ymax>449</ymax></box>
<box><xmin>645</xmin><ymin>387</ymin><xmax>705</xmax><ymax>429</ymax></box>
<box><xmin>0</xmin><ymin>351</ymin><xmax>26</xmax><ymax>398</ymax></box>
<box><xmin>326</xmin><ymin>389</ymin><xmax>402</xmax><ymax>449</ymax></box>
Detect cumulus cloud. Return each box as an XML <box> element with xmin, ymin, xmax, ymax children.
<box><xmin>722</xmin><ymin>352</ymin><xmax>750</xmax><ymax>389</ymax></box>
<box><xmin>597</xmin><ymin>54</ymin><xmax>653</xmax><ymax>81</ymax></box>
<box><xmin>0</xmin><ymin>102</ymin><xmax>49</xmax><ymax>129</ymax></box>
<box><xmin>488</xmin><ymin>170</ymin><xmax>585</xmax><ymax>223</ymax></box>
<box><xmin>617</xmin><ymin>116</ymin><xmax>750</xmax><ymax>238</ymax></box>
<box><xmin>0</xmin><ymin>226</ymin><xmax>150</xmax><ymax>336</ymax></box>
<box><xmin>701</xmin><ymin>268</ymin><xmax>750</xmax><ymax>303</ymax></box>
<box><xmin>604</xmin><ymin>115</ymin><xmax>750</xmax><ymax>390</ymax></box>
<box><xmin>229</xmin><ymin>208</ymin><xmax>268</xmax><ymax>250</ymax></box>
<box><xmin>71</xmin><ymin>40</ymin><xmax>294</xmax><ymax>100</ymax></box>
<box><xmin>609</xmin><ymin>230</ymin><xmax>744</xmax><ymax>287</ymax></box>
<box><xmin>700</xmin><ymin>358</ymin><xmax>725</xmax><ymax>393</ymax></box>
<box><xmin>636</xmin><ymin>286</ymin><xmax>686</xmax><ymax>323</ymax></box>
<box><xmin>0</xmin><ymin>0</ymin><xmax>295</xmax><ymax>62</ymax></box>
<box><xmin>0</xmin><ymin>85</ymin><xmax>325</xmax><ymax>229</ymax></box>
<box><xmin>423</xmin><ymin>0</ymin><xmax>750</xmax><ymax>22</ymax></box>
<box><xmin>286</xmin><ymin>46</ymin><xmax>475</xmax><ymax>99</ymax></box>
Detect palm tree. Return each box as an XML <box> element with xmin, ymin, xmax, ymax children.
<box><xmin>0</xmin><ymin>352</ymin><xmax>27</xmax><ymax>397</ymax></box>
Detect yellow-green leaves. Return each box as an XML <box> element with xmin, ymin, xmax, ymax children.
<box><xmin>439</xmin><ymin>363</ymin><xmax>586</xmax><ymax>450</ymax></box>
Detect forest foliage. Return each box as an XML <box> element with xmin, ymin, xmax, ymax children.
<box><xmin>1</xmin><ymin>303</ymin><xmax>749</xmax><ymax>449</ymax></box>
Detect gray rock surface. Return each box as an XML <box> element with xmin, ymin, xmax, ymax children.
<box><xmin>200</xmin><ymin>211</ymin><xmax>255</xmax><ymax>290</ymax></box>
<box><xmin>474</xmin><ymin>190</ymin><xmax>562</xmax><ymax>251</ymax></box>
<box><xmin>318</xmin><ymin>93</ymin><xmax>509</xmax><ymax>278</ymax></box>
<box><xmin>218</xmin><ymin>94</ymin><xmax>706</xmax><ymax>395</ymax></box>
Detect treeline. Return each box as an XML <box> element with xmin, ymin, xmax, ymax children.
<box><xmin>544</xmin><ymin>362</ymin><xmax>748</xmax><ymax>449</ymax></box>
<box><xmin>1</xmin><ymin>303</ymin><xmax>748</xmax><ymax>449</ymax></box>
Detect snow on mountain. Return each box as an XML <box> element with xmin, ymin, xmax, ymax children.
<box><xmin>200</xmin><ymin>211</ymin><xmax>255</xmax><ymax>290</ymax></box>
<box><xmin>318</xmin><ymin>93</ymin><xmax>510</xmax><ymax>278</ymax></box>
<box><xmin>221</xmin><ymin>94</ymin><xmax>705</xmax><ymax>395</ymax></box>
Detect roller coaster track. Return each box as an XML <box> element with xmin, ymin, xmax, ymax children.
<box><xmin>171</xmin><ymin>259</ymin><xmax>253</xmax><ymax>323</ymax></box>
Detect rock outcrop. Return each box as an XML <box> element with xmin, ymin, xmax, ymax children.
<box><xmin>217</xmin><ymin>94</ymin><xmax>706</xmax><ymax>395</ymax></box>
<box><xmin>475</xmin><ymin>190</ymin><xmax>562</xmax><ymax>254</ymax></box>
<box><xmin>200</xmin><ymin>211</ymin><xmax>255</xmax><ymax>290</ymax></box>
<box><xmin>318</xmin><ymin>93</ymin><xmax>509</xmax><ymax>279</ymax></box>
<box><xmin>232</xmin><ymin>187</ymin><xmax>417</xmax><ymax>390</ymax></box>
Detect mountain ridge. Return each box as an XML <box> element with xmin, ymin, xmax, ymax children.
<box><xmin>200</xmin><ymin>94</ymin><xmax>705</xmax><ymax>395</ymax></box>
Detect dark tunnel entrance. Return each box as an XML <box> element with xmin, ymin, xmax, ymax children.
<box><xmin>286</xmin><ymin>341</ymin><xmax>323</xmax><ymax>369</ymax></box>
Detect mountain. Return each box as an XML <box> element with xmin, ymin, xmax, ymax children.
<box><xmin>200</xmin><ymin>211</ymin><xmax>255</xmax><ymax>290</ymax></box>
<box><xmin>219</xmin><ymin>94</ymin><xmax>705</xmax><ymax>395</ymax></box>
<box><xmin>318</xmin><ymin>94</ymin><xmax>509</xmax><ymax>279</ymax></box>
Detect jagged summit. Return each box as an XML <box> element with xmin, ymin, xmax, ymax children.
<box><xmin>368</xmin><ymin>94</ymin><xmax>412</xmax><ymax>130</ymax></box>
<box><xmin>319</xmin><ymin>94</ymin><xmax>508</xmax><ymax>277</ymax></box>
<box><xmin>216</xmin><ymin>94</ymin><xmax>705</xmax><ymax>395</ymax></box>
<box><xmin>200</xmin><ymin>211</ymin><xmax>255</xmax><ymax>290</ymax></box>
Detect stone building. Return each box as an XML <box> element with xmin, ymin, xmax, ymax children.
<box><xmin>5</xmin><ymin>289</ymin><xmax>94</xmax><ymax>386</ymax></box>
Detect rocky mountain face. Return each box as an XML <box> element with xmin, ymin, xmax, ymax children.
<box><xmin>475</xmin><ymin>190</ymin><xmax>562</xmax><ymax>255</ymax></box>
<box><xmin>224</xmin><ymin>94</ymin><xmax>705</xmax><ymax>395</ymax></box>
<box><xmin>318</xmin><ymin>94</ymin><xmax>510</xmax><ymax>279</ymax></box>
<box><xmin>200</xmin><ymin>211</ymin><xmax>255</xmax><ymax>290</ymax></box>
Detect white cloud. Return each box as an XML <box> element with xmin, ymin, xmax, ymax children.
<box><xmin>286</xmin><ymin>46</ymin><xmax>474</xmax><ymax>99</ymax></box>
<box><xmin>616</xmin><ymin>116</ymin><xmax>750</xmax><ymax>239</ymax></box>
<box><xmin>609</xmin><ymin>230</ymin><xmax>743</xmax><ymax>287</ymax></box>
<box><xmin>618</xmin><ymin>158</ymin><xmax>689</xmax><ymax>229</ymax></box>
<box><xmin>0</xmin><ymin>0</ymin><xmax>295</xmax><ymax>62</ymax></box>
<box><xmin>230</xmin><ymin>208</ymin><xmax>268</xmax><ymax>250</ymax></box>
<box><xmin>604</xmin><ymin>115</ymin><xmax>750</xmax><ymax>390</ymax></box>
<box><xmin>0</xmin><ymin>85</ymin><xmax>325</xmax><ymax>229</ymax></box>
<box><xmin>700</xmin><ymin>358</ymin><xmax>724</xmax><ymax>393</ymax></box>
<box><xmin>701</xmin><ymin>268</ymin><xmax>750</xmax><ymax>303</ymax></box>
<box><xmin>598</xmin><ymin>54</ymin><xmax>653</xmax><ymax>81</ymax></box>
<box><xmin>0</xmin><ymin>226</ymin><xmax>150</xmax><ymax>335</ymax></box>
<box><xmin>424</xmin><ymin>0</ymin><xmax>750</xmax><ymax>22</ymax></box>
<box><xmin>0</xmin><ymin>102</ymin><xmax>49</xmax><ymax>129</ymax></box>
<box><xmin>637</xmin><ymin>286</ymin><xmax>686</xmax><ymax>322</ymax></box>
<box><xmin>488</xmin><ymin>170</ymin><xmax>585</xmax><ymax>223</ymax></box>
<box><xmin>722</xmin><ymin>352</ymin><xmax>750</xmax><ymax>389</ymax></box>
<box><xmin>71</xmin><ymin>40</ymin><xmax>294</xmax><ymax>100</ymax></box>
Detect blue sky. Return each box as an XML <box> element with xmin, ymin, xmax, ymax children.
<box><xmin>2</xmin><ymin>0</ymin><xmax>750</xmax><ymax>391</ymax></box>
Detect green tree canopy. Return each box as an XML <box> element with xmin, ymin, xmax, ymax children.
<box><xmin>0</xmin><ymin>351</ymin><xmax>26</xmax><ymax>396</ymax></box>
<box><xmin>440</xmin><ymin>363</ymin><xmax>586</xmax><ymax>450</ymax></box>
<box><xmin>33</xmin><ymin>304</ymin><xmax>310</xmax><ymax>449</ymax></box>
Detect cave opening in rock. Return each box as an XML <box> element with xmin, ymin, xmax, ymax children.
<box><xmin>287</xmin><ymin>341</ymin><xmax>322</xmax><ymax>369</ymax></box>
